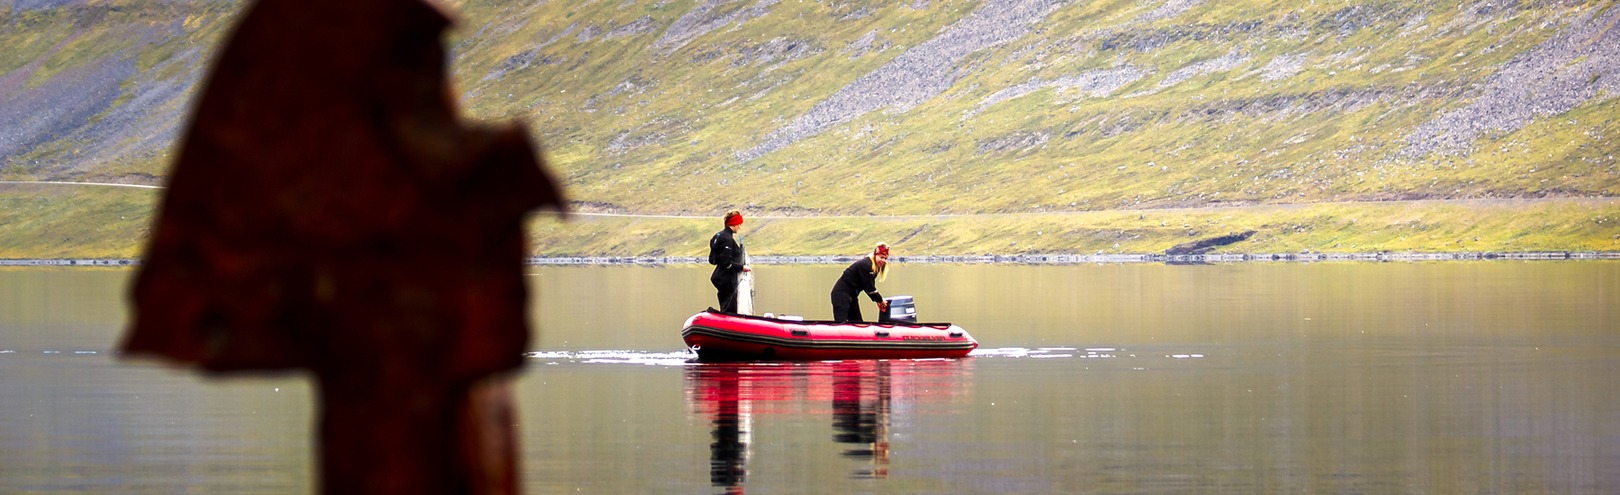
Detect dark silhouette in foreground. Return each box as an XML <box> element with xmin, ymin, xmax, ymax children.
<box><xmin>120</xmin><ymin>0</ymin><xmax>565</xmax><ymax>493</ymax></box>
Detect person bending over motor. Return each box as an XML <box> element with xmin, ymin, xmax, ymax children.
<box><xmin>829</xmin><ymin>243</ymin><xmax>890</xmax><ymax>323</ymax></box>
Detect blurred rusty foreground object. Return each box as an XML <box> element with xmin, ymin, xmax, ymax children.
<box><xmin>121</xmin><ymin>0</ymin><xmax>565</xmax><ymax>493</ymax></box>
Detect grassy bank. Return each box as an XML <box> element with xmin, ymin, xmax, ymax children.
<box><xmin>9</xmin><ymin>184</ymin><xmax>1612</xmax><ymax>259</ymax></box>
<box><xmin>532</xmin><ymin>198</ymin><xmax>1620</xmax><ymax>257</ymax></box>
<box><xmin>0</xmin><ymin>184</ymin><xmax>156</xmax><ymax>258</ymax></box>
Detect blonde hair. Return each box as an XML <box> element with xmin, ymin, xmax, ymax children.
<box><xmin>870</xmin><ymin>243</ymin><xmax>890</xmax><ymax>282</ymax></box>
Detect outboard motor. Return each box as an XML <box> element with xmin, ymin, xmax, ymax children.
<box><xmin>879</xmin><ymin>295</ymin><xmax>917</xmax><ymax>323</ymax></box>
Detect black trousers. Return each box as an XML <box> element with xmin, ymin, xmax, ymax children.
<box><xmin>830</xmin><ymin>293</ymin><xmax>863</xmax><ymax>323</ymax></box>
<box><xmin>712</xmin><ymin>273</ymin><xmax>738</xmax><ymax>313</ymax></box>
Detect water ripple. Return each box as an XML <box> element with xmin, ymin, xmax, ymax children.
<box><xmin>520</xmin><ymin>347</ymin><xmax>1206</xmax><ymax>365</ymax></box>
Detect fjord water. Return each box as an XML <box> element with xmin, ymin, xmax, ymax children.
<box><xmin>2</xmin><ymin>262</ymin><xmax>1616</xmax><ymax>493</ymax></box>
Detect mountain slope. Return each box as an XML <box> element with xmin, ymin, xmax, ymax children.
<box><xmin>442</xmin><ymin>0</ymin><xmax>1620</xmax><ymax>218</ymax></box>
<box><xmin>2</xmin><ymin>0</ymin><xmax>1618</xmax><ymax>257</ymax></box>
<box><xmin>2</xmin><ymin>1</ymin><xmax>234</xmax><ymax>181</ymax></box>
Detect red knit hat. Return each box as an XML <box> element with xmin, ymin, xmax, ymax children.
<box><xmin>874</xmin><ymin>243</ymin><xmax>889</xmax><ymax>257</ymax></box>
<box><xmin>725</xmin><ymin>212</ymin><xmax>744</xmax><ymax>226</ymax></box>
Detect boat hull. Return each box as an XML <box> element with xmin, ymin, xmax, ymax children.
<box><xmin>681</xmin><ymin>310</ymin><xmax>977</xmax><ymax>361</ymax></box>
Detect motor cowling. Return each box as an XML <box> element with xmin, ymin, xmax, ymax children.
<box><xmin>879</xmin><ymin>295</ymin><xmax>917</xmax><ymax>323</ymax></box>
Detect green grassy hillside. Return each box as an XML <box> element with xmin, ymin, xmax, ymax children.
<box><xmin>3</xmin><ymin>0</ymin><xmax>1618</xmax><ymax>258</ymax></box>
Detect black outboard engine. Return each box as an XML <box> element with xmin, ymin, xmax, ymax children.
<box><xmin>879</xmin><ymin>295</ymin><xmax>917</xmax><ymax>323</ymax></box>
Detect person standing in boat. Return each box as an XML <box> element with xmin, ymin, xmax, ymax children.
<box><xmin>830</xmin><ymin>243</ymin><xmax>891</xmax><ymax>323</ymax></box>
<box><xmin>709</xmin><ymin>210</ymin><xmax>751</xmax><ymax>313</ymax></box>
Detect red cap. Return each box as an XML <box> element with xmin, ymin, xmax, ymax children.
<box><xmin>874</xmin><ymin>243</ymin><xmax>889</xmax><ymax>257</ymax></box>
<box><xmin>726</xmin><ymin>212</ymin><xmax>744</xmax><ymax>226</ymax></box>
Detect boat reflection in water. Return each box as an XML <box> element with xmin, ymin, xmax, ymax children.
<box><xmin>831</xmin><ymin>360</ymin><xmax>891</xmax><ymax>480</ymax></box>
<box><xmin>685</xmin><ymin>359</ymin><xmax>972</xmax><ymax>492</ymax></box>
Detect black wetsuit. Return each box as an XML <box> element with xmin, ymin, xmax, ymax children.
<box><xmin>829</xmin><ymin>257</ymin><xmax>883</xmax><ymax>323</ymax></box>
<box><xmin>708</xmin><ymin>228</ymin><xmax>746</xmax><ymax>313</ymax></box>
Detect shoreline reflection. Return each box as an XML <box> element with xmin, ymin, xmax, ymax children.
<box><xmin>685</xmin><ymin>359</ymin><xmax>972</xmax><ymax>493</ymax></box>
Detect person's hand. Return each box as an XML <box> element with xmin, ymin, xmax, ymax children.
<box><xmin>742</xmin><ymin>266</ymin><xmax>752</xmax><ymax>272</ymax></box>
<box><xmin>878</xmin><ymin>301</ymin><xmax>889</xmax><ymax>312</ymax></box>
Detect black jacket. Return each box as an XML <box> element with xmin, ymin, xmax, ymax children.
<box><xmin>830</xmin><ymin>257</ymin><xmax>883</xmax><ymax>303</ymax></box>
<box><xmin>709</xmin><ymin>228</ymin><xmax>746</xmax><ymax>280</ymax></box>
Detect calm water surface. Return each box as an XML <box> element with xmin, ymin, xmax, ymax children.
<box><xmin>2</xmin><ymin>262</ymin><xmax>1616</xmax><ymax>493</ymax></box>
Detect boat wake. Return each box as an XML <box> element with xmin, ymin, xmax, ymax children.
<box><xmin>524</xmin><ymin>350</ymin><xmax>699</xmax><ymax>366</ymax></box>
<box><xmin>0</xmin><ymin>349</ymin><xmax>101</xmax><ymax>356</ymax></box>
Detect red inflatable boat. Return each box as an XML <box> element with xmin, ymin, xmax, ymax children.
<box><xmin>681</xmin><ymin>309</ymin><xmax>978</xmax><ymax>361</ymax></box>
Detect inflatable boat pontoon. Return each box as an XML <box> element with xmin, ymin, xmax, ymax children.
<box><xmin>681</xmin><ymin>307</ymin><xmax>977</xmax><ymax>361</ymax></box>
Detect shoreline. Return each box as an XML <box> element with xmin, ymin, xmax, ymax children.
<box><xmin>7</xmin><ymin>251</ymin><xmax>1618</xmax><ymax>268</ymax></box>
